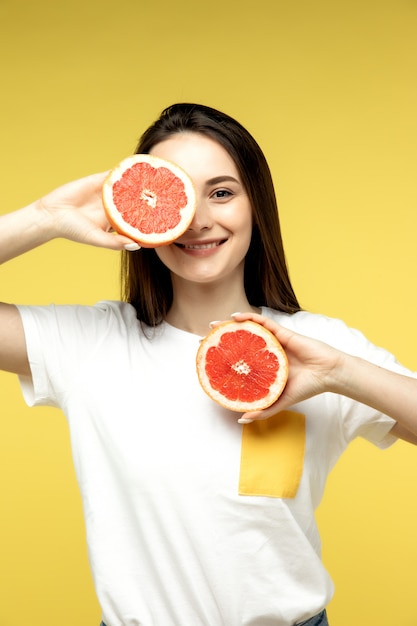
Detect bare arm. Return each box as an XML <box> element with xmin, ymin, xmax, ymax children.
<box><xmin>232</xmin><ymin>312</ymin><xmax>417</xmax><ymax>445</ymax></box>
<box><xmin>0</xmin><ymin>172</ymin><xmax>138</xmax><ymax>264</ymax></box>
<box><xmin>0</xmin><ymin>172</ymin><xmax>139</xmax><ymax>376</ymax></box>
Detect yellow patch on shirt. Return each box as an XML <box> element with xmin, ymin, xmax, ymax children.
<box><xmin>239</xmin><ymin>411</ymin><xmax>306</xmax><ymax>498</ymax></box>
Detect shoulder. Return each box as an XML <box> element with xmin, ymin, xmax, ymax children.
<box><xmin>261</xmin><ymin>307</ymin><xmax>353</xmax><ymax>343</ymax></box>
<box><xmin>17</xmin><ymin>300</ymin><xmax>141</xmax><ymax>340</ymax></box>
<box><xmin>261</xmin><ymin>307</ymin><xmax>410</xmax><ymax>373</ymax></box>
<box><xmin>92</xmin><ymin>300</ymin><xmax>140</xmax><ymax>326</ymax></box>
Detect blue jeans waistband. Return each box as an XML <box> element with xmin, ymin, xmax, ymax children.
<box><xmin>297</xmin><ymin>609</ymin><xmax>329</xmax><ymax>626</ymax></box>
<box><xmin>100</xmin><ymin>609</ymin><xmax>328</xmax><ymax>626</ymax></box>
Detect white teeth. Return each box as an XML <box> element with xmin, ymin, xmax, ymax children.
<box><xmin>184</xmin><ymin>242</ymin><xmax>220</xmax><ymax>249</ymax></box>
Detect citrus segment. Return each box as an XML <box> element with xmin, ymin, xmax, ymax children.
<box><xmin>102</xmin><ymin>154</ymin><xmax>196</xmax><ymax>247</ymax></box>
<box><xmin>196</xmin><ymin>320</ymin><xmax>288</xmax><ymax>412</ymax></box>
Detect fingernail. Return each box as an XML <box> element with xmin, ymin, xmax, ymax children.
<box><xmin>238</xmin><ymin>418</ymin><xmax>253</xmax><ymax>424</ymax></box>
<box><xmin>231</xmin><ymin>312</ymin><xmax>241</xmax><ymax>317</ymax></box>
<box><xmin>209</xmin><ymin>320</ymin><xmax>221</xmax><ymax>328</ymax></box>
<box><xmin>124</xmin><ymin>243</ymin><xmax>141</xmax><ymax>251</ymax></box>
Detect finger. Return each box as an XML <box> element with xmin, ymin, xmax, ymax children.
<box><xmin>238</xmin><ymin>402</ymin><xmax>281</xmax><ymax>424</ymax></box>
<box><xmin>231</xmin><ymin>311</ymin><xmax>294</xmax><ymax>347</ymax></box>
<box><xmin>230</xmin><ymin>311</ymin><xmax>282</xmax><ymax>333</ymax></box>
<box><xmin>210</xmin><ymin>312</ymin><xmax>275</xmax><ymax>329</ymax></box>
<box><xmin>208</xmin><ymin>319</ymin><xmax>227</xmax><ymax>329</ymax></box>
<box><xmin>84</xmin><ymin>230</ymin><xmax>141</xmax><ymax>251</ymax></box>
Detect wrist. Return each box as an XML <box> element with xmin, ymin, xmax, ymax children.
<box><xmin>328</xmin><ymin>352</ymin><xmax>377</xmax><ymax>404</ymax></box>
<box><xmin>30</xmin><ymin>198</ymin><xmax>60</xmax><ymax>241</ymax></box>
<box><xmin>325</xmin><ymin>351</ymin><xmax>357</xmax><ymax>396</ymax></box>
<box><xmin>0</xmin><ymin>201</ymin><xmax>57</xmax><ymax>264</ymax></box>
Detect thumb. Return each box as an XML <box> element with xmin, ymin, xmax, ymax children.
<box><xmin>77</xmin><ymin>227</ymin><xmax>141</xmax><ymax>251</ymax></box>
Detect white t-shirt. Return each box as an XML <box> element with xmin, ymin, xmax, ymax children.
<box><xmin>16</xmin><ymin>302</ymin><xmax>412</xmax><ymax>626</ymax></box>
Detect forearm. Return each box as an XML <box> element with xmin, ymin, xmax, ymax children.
<box><xmin>332</xmin><ymin>353</ymin><xmax>417</xmax><ymax>436</ymax></box>
<box><xmin>0</xmin><ymin>201</ymin><xmax>55</xmax><ymax>264</ymax></box>
<box><xmin>233</xmin><ymin>312</ymin><xmax>417</xmax><ymax>438</ymax></box>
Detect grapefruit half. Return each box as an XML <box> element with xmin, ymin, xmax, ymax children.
<box><xmin>102</xmin><ymin>154</ymin><xmax>196</xmax><ymax>247</ymax></box>
<box><xmin>196</xmin><ymin>320</ymin><xmax>288</xmax><ymax>412</ymax></box>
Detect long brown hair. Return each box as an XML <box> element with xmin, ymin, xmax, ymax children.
<box><xmin>121</xmin><ymin>103</ymin><xmax>301</xmax><ymax>325</ymax></box>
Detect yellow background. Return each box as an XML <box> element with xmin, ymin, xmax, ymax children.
<box><xmin>1</xmin><ymin>0</ymin><xmax>416</xmax><ymax>624</ymax></box>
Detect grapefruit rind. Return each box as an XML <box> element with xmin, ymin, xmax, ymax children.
<box><xmin>196</xmin><ymin>320</ymin><xmax>288</xmax><ymax>412</ymax></box>
<box><xmin>102</xmin><ymin>154</ymin><xmax>197</xmax><ymax>248</ymax></box>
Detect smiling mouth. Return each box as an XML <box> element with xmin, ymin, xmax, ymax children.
<box><xmin>175</xmin><ymin>240</ymin><xmax>227</xmax><ymax>250</ymax></box>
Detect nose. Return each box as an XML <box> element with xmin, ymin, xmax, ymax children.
<box><xmin>188</xmin><ymin>196</ymin><xmax>213</xmax><ymax>232</ymax></box>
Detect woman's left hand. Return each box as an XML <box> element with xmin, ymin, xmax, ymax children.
<box><xmin>227</xmin><ymin>313</ymin><xmax>417</xmax><ymax>444</ymax></box>
<box><xmin>229</xmin><ymin>312</ymin><xmax>345</xmax><ymax>422</ymax></box>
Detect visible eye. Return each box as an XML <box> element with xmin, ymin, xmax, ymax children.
<box><xmin>212</xmin><ymin>189</ymin><xmax>233</xmax><ymax>200</ymax></box>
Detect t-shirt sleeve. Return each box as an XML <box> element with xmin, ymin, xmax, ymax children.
<box><xmin>315</xmin><ymin>316</ymin><xmax>416</xmax><ymax>447</ymax></box>
<box><xmin>16</xmin><ymin>301</ymin><xmax>134</xmax><ymax>408</ymax></box>
<box><xmin>270</xmin><ymin>309</ymin><xmax>417</xmax><ymax>450</ymax></box>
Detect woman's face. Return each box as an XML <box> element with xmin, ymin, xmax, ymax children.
<box><xmin>150</xmin><ymin>132</ymin><xmax>253</xmax><ymax>288</ymax></box>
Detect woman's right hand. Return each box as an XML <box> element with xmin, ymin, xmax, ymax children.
<box><xmin>0</xmin><ymin>172</ymin><xmax>140</xmax><ymax>376</ymax></box>
<box><xmin>36</xmin><ymin>172</ymin><xmax>139</xmax><ymax>250</ymax></box>
<box><xmin>1</xmin><ymin>172</ymin><xmax>140</xmax><ymax>265</ymax></box>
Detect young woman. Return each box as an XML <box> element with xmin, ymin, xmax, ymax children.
<box><xmin>1</xmin><ymin>103</ymin><xmax>416</xmax><ymax>626</ymax></box>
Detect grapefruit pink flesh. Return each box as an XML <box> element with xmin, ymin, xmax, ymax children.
<box><xmin>112</xmin><ymin>162</ymin><xmax>187</xmax><ymax>234</ymax></box>
<box><xmin>205</xmin><ymin>330</ymin><xmax>279</xmax><ymax>403</ymax></box>
<box><xmin>196</xmin><ymin>320</ymin><xmax>288</xmax><ymax>412</ymax></box>
<box><xmin>102</xmin><ymin>154</ymin><xmax>196</xmax><ymax>247</ymax></box>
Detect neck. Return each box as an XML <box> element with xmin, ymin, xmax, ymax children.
<box><xmin>165</xmin><ymin>280</ymin><xmax>260</xmax><ymax>336</ymax></box>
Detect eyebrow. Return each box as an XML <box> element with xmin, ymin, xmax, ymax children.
<box><xmin>205</xmin><ymin>175</ymin><xmax>241</xmax><ymax>186</ymax></box>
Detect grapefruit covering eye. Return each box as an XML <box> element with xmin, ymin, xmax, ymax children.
<box><xmin>196</xmin><ymin>320</ymin><xmax>288</xmax><ymax>412</ymax></box>
<box><xmin>102</xmin><ymin>154</ymin><xmax>196</xmax><ymax>247</ymax></box>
